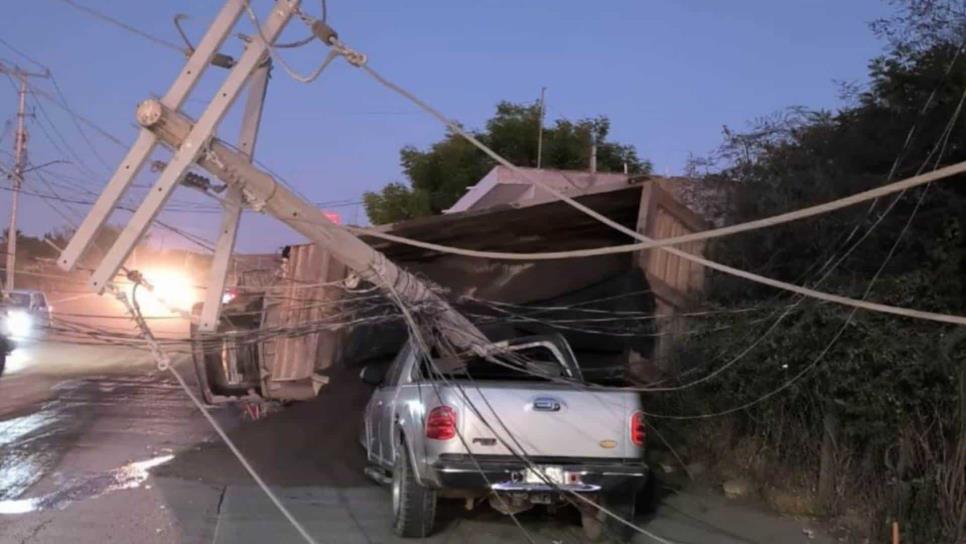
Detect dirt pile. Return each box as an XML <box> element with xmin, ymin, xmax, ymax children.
<box><xmin>157</xmin><ymin>365</ymin><xmax>373</xmax><ymax>488</ymax></box>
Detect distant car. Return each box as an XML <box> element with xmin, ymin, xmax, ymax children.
<box><xmin>359</xmin><ymin>334</ymin><xmax>648</xmax><ymax>541</ymax></box>
<box><xmin>1</xmin><ymin>289</ymin><xmax>52</xmax><ymax>341</ymax></box>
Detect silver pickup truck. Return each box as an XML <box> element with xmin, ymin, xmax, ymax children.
<box><xmin>360</xmin><ymin>334</ymin><xmax>648</xmax><ymax>541</ymax></box>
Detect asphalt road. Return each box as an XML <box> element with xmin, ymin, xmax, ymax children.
<box><xmin>0</xmin><ymin>318</ymin><xmax>833</xmax><ymax>543</ymax></box>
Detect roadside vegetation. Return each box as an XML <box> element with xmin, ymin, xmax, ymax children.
<box><xmin>655</xmin><ymin>2</ymin><xmax>966</xmax><ymax>541</ymax></box>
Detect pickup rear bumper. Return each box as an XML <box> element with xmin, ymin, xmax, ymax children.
<box><xmin>427</xmin><ymin>455</ymin><xmax>648</xmax><ymax>493</ymax></box>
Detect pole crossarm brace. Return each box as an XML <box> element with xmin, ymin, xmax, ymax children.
<box><xmin>86</xmin><ymin>0</ymin><xmax>298</xmax><ymax>293</ymax></box>
<box><xmin>57</xmin><ymin>0</ymin><xmax>248</xmax><ymax>274</ymax></box>
<box><xmin>138</xmin><ymin>99</ymin><xmax>487</xmax><ymax>353</ymax></box>
<box><xmin>198</xmin><ymin>57</ymin><xmax>271</xmax><ymax>332</ymax></box>
<box><xmin>56</xmin><ymin>0</ymin><xmax>489</xmax><ymax>358</ymax></box>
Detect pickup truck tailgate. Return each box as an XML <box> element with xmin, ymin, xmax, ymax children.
<box><xmin>445</xmin><ymin>384</ymin><xmax>638</xmax><ymax>459</ymax></box>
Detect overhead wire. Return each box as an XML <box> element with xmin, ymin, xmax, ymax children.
<box><xmin>241</xmin><ymin>0</ymin><xmax>341</xmax><ymax>85</ymax></box>
<box><xmin>638</xmin><ymin>73</ymin><xmax>966</xmax><ymax>417</ymax></box>
<box><xmin>376</xmin><ymin>267</ymin><xmax>551</xmax><ymax>544</ymax></box>
<box><xmin>254</xmin><ymin>0</ymin><xmax>966</xmax><ymax>349</ymax></box>
<box><xmin>0</xmin><ymin>56</ymin><xmax>219</xmax><ymax>252</ymax></box>
<box><xmin>116</xmin><ymin>280</ymin><xmax>320</xmax><ymax>544</ymax></box>
<box><xmin>54</xmin><ymin>0</ymin><xmax>188</xmax><ymax>54</ymax></box>
<box><xmin>344</xmin><ymin>146</ymin><xmax>964</xmax><ymax>259</ymax></box>
<box><xmin>18</xmin><ymin>0</ymin><xmax>964</xmax><ymax>536</ymax></box>
<box><xmin>25</xmin><ymin>84</ymin><xmax>105</xmax><ymax>179</ymax></box>
<box><xmin>26</xmin><ymin>81</ymin><xmax>127</xmax><ymax>149</ymax></box>
<box><xmin>345</xmin><ymin>61</ymin><xmax>966</xmax><ymax>326</ymax></box>
<box><xmin>0</xmin><ymin>37</ymin><xmax>119</xmax><ymax>172</ymax></box>
<box><xmin>410</xmin><ymin>320</ymin><xmax>675</xmax><ymax>543</ymax></box>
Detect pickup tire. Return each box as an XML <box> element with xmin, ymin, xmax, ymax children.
<box><xmin>392</xmin><ymin>443</ymin><xmax>437</xmax><ymax>537</ymax></box>
<box><xmin>582</xmin><ymin>489</ymin><xmax>637</xmax><ymax>543</ymax></box>
<box><xmin>601</xmin><ymin>489</ymin><xmax>637</xmax><ymax>543</ymax></box>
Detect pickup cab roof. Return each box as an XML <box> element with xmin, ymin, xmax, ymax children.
<box><xmin>2</xmin><ymin>289</ymin><xmax>47</xmax><ymax>307</ymax></box>
<box><xmin>2</xmin><ymin>289</ymin><xmax>47</xmax><ymax>296</ymax></box>
<box><xmin>424</xmin><ymin>333</ymin><xmax>584</xmax><ymax>383</ymax></box>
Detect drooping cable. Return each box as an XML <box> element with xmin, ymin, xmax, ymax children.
<box><xmin>117</xmin><ymin>280</ymin><xmax>321</xmax><ymax>544</ymax></box>
<box><xmin>351</xmin><ymin>62</ymin><xmax>966</xmax><ymax>326</ymax></box>
<box><xmin>55</xmin><ymin>0</ymin><xmax>188</xmax><ymax>54</ymax></box>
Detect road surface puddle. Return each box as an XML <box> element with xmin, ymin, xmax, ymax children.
<box><xmin>0</xmin><ymin>374</ymin><xmax>194</xmax><ymax>513</ymax></box>
<box><xmin>0</xmin><ymin>404</ymin><xmax>71</xmax><ymax>501</ymax></box>
<box><xmin>0</xmin><ymin>454</ymin><xmax>174</xmax><ymax>515</ymax></box>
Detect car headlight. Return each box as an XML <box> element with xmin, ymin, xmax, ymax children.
<box><xmin>5</xmin><ymin>311</ymin><xmax>32</xmax><ymax>338</ymax></box>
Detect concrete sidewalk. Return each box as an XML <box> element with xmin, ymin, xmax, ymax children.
<box><xmin>193</xmin><ymin>482</ymin><xmax>831</xmax><ymax>544</ymax></box>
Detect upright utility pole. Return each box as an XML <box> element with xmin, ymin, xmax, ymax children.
<box><xmin>0</xmin><ymin>64</ymin><xmax>49</xmax><ymax>290</ymax></box>
<box><xmin>536</xmin><ymin>86</ymin><xmax>546</xmax><ymax>169</ymax></box>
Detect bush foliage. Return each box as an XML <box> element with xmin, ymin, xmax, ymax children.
<box><xmin>661</xmin><ymin>2</ymin><xmax>966</xmax><ymax>540</ymax></box>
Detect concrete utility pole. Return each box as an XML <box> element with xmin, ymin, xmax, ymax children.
<box><xmin>136</xmin><ymin>99</ymin><xmax>487</xmax><ymax>354</ymax></box>
<box><xmin>58</xmin><ymin>0</ymin><xmax>490</xmax><ymax>364</ymax></box>
<box><xmin>536</xmin><ymin>86</ymin><xmax>546</xmax><ymax>169</ymax></box>
<box><xmin>0</xmin><ymin>63</ymin><xmax>49</xmax><ymax>290</ymax></box>
<box><xmin>198</xmin><ymin>57</ymin><xmax>272</xmax><ymax>331</ymax></box>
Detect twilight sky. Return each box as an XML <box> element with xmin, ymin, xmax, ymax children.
<box><xmin>0</xmin><ymin>0</ymin><xmax>891</xmax><ymax>253</ymax></box>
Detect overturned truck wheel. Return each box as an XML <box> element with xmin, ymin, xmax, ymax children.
<box><xmin>392</xmin><ymin>443</ymin><xmax>437</xmax><ymax>538</ymax></box>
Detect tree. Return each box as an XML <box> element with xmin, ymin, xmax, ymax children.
<box><xmin>665</xmin><ymin>3</ymin><xmax>966</xmax><ymax>539</ymax></box>
<box><xmin>363</xmin><ymin>101</ymin><xmax>651</xmax><ymax>224</ymax></box>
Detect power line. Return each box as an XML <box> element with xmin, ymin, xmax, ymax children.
<box><xmin>613</xmin><ymin>70</ymin><xmax>966</xmax><ymax>409</ymax></box>
<box><xmin>0</xmin><ymin>37</ymin><xmax>114</xmax><ymax>169</ymax></box>
<box><xmin>0</xmin><ymin>37</ymin><xmax>48</xmax><ymax>72</ymax></box>
<box><xmin>25</xmin><ymin>82</ymin><xmax>127</xmax><ymax>149</ymax></box>
<box><xmin>347</xmin><ymin>61</ymin><xmax>966</xmax><ymax>326</ymax></box>
<box><xmin>54</xmin><ymin>0</ymin><xmax>187</xmax><ymax>54</ymax></box>
<box><xmin>345</xmin><ymin>154</ymin><xmax>966</xmax><ymax>259</ymax></box>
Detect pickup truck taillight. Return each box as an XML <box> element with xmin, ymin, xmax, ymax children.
<box><xmin>426</xmin><ymin>406</ymin><xmax>457</xmax><ymax>440</ymax></box>
<box><xmin>630</xmin><ymin>411</ymin><xmax>646</xmax><ymax>446</ymax></box>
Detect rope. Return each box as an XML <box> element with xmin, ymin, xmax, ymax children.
<box><xmin>354</xmin><ymin>63</ymin><xmax>966</xmax><ymax>327</ymax></box>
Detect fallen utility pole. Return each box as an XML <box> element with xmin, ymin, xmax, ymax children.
<box><xmin>134</xmin><ymin>98</ymin><xmax>486</xmax><ymax>355</ymax></box>
<box><xmin>198</xmin><ymin>57</ymin><xmax>270</xmax><ymax>332</ymax></box>
<box><xmin>56</xmin><ymin>0</ymin><xmax>487</xmax><ymax>366</ymax></box>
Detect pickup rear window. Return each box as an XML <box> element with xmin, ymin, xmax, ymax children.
<box><xmin>421</xmin><ymin>345</ymin><xmax>569</xmax><ymax>382</ymax></box>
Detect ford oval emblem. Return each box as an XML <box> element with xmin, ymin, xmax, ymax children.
<box><xmin>599</xmin><ymin>439</ymin><xmax>617</xmax><ymax>449</ymax></box>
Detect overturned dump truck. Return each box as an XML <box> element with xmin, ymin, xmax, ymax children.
<box><xmin>190</xmin><ymin>168</ymin><xmax>709</xmax><ymax>404</ymax></box>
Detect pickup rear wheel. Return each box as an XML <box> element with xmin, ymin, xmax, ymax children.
<box><xmin>392</xmin><ymin>443</ymin><xmax>437</xmax><ymax>537</ymax></box>
<box><xmin>582</xmin><ymin>490</ymin><xmax>638</xmax><ymax>543</ymax></box>
<box><xmin>601</xmin><ymin>490</ymin><xmax>637</xmax><ymax>543</ymax></box>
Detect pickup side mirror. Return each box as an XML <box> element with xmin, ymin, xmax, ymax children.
<box><xmin>359</xmin><ymin>364</ymin><xmax>386</xmax><ymax>387</ymax></box>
